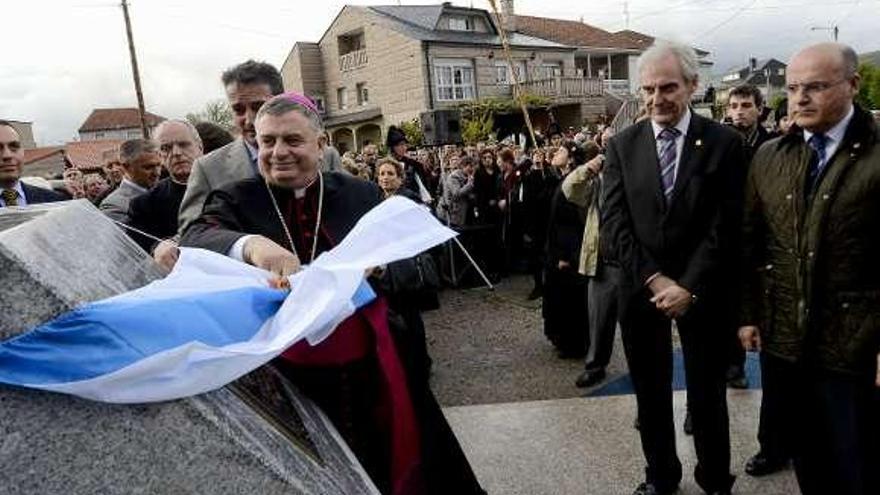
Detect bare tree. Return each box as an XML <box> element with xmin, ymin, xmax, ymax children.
<box><xmin>186</xmin><ymin>99</ymin><xmax>233</xmax><ymax>131</ymax></box>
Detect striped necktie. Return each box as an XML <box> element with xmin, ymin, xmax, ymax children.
<box><xmin>806</xmin><ymin>133</ymin><xmax>828</xmax><ymax>194</ymax></box>
<box><xmin>1</xmin><ymin>188</ymin><xmax>18</xmax><ymax>206</ymax></box>
<box><xmin>657</xmin><ymin>127</ymin><xmax>681</xmax><ymax>200</ymax></box>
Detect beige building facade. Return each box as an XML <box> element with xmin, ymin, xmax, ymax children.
<box><xmin>281</xmin><ymin>4</ymin><xmax>610</xmax><ymax>152</ymax></box>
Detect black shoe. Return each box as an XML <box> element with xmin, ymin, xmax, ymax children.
<box><xmin>683</xmin><ymin>410</ymin><xmax>693</xmax><ymax>435</ymax></box>
<box><xmin>527</xmin><ymin>287</ymin><xmax>543</xmax><ymax>300</ymax></box>
<box><xmin>726</xmin><ymin>365</ymin><xmax>748</xmax><ymax>389</ymax></box>
<box><xmin>632</xmin><ymin>482</ymin><xmax>678</xmax><ymax>495</ymax></box>
<box><xmin>744</xmin><ymin>451</ymin><xmax>788</xmax><ymax>477</ymax></box>
<box><xmin>633</xmin><ymin>416</ymin><xmax>640</xmax><ymax>430</ymax></box>
<box><xmin>575</xmin><ymin>369</ymin><xmax>607</xmax><ymax>388</ymax></box>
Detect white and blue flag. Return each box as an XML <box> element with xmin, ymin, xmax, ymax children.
<box><xmin>0</xmin><ymin>197</ymin><xmax>455</xmax><ymax>404</ymax></box>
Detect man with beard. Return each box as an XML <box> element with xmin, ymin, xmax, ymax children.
<box><xmin>181</xmin><ymin>92</ymin><xmax>484</xmax><ymax>495</ymax></box>
<box><xmin>177</xmin><ymin>60</ymin><xmax>284</xmax><ymax>234</ymax></box>
<box><xmin>602</xmin><ymin>40</ymin><xmax>744</xmax><ymax>495</ymax></box>
<box><xmin>127</xmin><ymin>120</ymin><xmax>203</xmax><ymax>271</ymax></box>
<box><xmin>362</xmin><ymin>143</ymin><xmax>379</xmax><ymax>176</ymax></box>
<box><xmin>0</xmin><ymin>121</ymin><xmax>63</xmax><ymax>206</ymax></box>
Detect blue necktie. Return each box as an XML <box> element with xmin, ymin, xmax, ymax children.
<box><xmin>657</xmin><ymin>127</ymin><xmax>681</xmax><ymax>200</ymax></box>
<box><xmin>806</xmin><ymin>133</ymin><xmax>828</xmax><ymax>194</ymax></box>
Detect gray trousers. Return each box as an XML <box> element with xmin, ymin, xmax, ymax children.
<box><xmin>584</xmin><ymin>263</ymin><xmax>620</xmax><ymax>372</ymax></box>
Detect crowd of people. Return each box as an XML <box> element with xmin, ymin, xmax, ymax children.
<box><xmin>0</xmin><ymin>38</ymin><xmax>877</xmax><ymax>495</ymax></box>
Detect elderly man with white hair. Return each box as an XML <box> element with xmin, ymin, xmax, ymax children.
<box><xmin>127</xmin><ymin>119</ymin><xmax>204</xmax><ymax>271</ymax></box>
<box><xmin>602</xmin><ymin>40</ymin><xmax>746</xmax><ymax>495</ymax></box>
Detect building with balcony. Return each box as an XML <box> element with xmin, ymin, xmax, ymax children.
<box><xmin>283</xmin><ymin>2</ymin><xmax>611</xmax><ymax>151</ymax></box>
<box><xmin>280</xmin><ymin>2</ymin><xmax>712</xmax><ymax>151</ymax></box>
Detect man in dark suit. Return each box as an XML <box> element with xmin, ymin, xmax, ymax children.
<box><xmin>602</xmin><ymin>41</ymin><xmax>746</xmax><ymax>495</ymax></box>
<box><xmin>127</xmin><ymin>120</ymin><xmax>203</xmax><ymax>271</ymax></box>
<box><xmin>724</xmin><ymin>84</ymin><xmax>790</xmax><ymax>477</ymax></box>
<box><xmin>177</xmin><ymin>60</ymin><xmax>284</xmax><ymax>235</ymax></box>
<box><xmin>0</xmin><ymin>121</ymin><xmax>64</xmax><ymax>207</ymax></box>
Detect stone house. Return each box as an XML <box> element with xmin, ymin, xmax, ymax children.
<box><xmin>281</xmin><ymin>2</ymin><xmax>608</xmax><ymax>152</ymax></box>
<box><xmin>281</xmin><ymin>2</ymin><xmax>716</xmax><ymax>150</ymax></box>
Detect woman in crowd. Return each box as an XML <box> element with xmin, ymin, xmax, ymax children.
<box><xmin>375</xmin><ymin>157</ymin><xmax>438</xmax><ymax>385</ymax></box>
<box><xmin>439</xmin><ymin>154</ymin><xmax>474</xmax><ymax>228</ymax></box>
<box><xmin>473</xmin><ymin>147</ymin><xmax>503</xmax><ymax>281</ymax></box>
<box><xmin>498</xmin><ymin>147</ymin><xmax>525</xmax><ymax>274</ymax></box>
<box><xmin>541</xmin><ymin>141</ymin><xmax>597</xmax><ymax>358</ymax></box>
<box><xmin>522</xmin><ymin>147</ymin><xmax>561</xmax><ymax>300</ymax></box>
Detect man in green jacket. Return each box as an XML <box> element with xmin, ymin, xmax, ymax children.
<box><xmin>739</xmin><ymin>42</ymin><xmax>880</xmax><ymax>495</ymax></box>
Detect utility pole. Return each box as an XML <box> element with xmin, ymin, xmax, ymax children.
<box><xmin>121</xmin><ymin>0</ymin><xmax>149</xmax><ymax>138</ymax></box>
<box><xmin>624</xmin><ymin>1</ymin><xmax>630</xmax><ymax>30</ymax></box>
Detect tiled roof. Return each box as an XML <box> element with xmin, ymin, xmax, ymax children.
<box><xmin>78</xmin><ymin>108</ymin><xmax>165</xmax><ymax>133</ymax></box>
<box><xmin>23</xmin><ymin>146</ymin><xmax>65</xmax><ymax>165</ymax></box>
<box><xmin>515</xmin><ymin>15</ymin><xmax>639</xmax><ymax>50</ymax></box>
<box><xmin>515</xmin><ymin>16</ymin><xmax>709</xmax><ymax>55</ymax></box>
<box><xmin>65</xmin><ymin>140</ymin><xmax>124</xmax><ymax>169</ymax></box>
<box><xmin>368</xmin><ymin>5</ymin><xmax>569</xmax><ymax>49</ymax></box>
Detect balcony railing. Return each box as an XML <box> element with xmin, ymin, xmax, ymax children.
<box><xmin>603</xmin><ymin>79</ymin><xmax>632</xmax><ymax>96</ymax></box>
<box><xmin>515</xmin><ymin>77</ymin><xmax>605</xmax><ymax>100</ymax></box>
<box><xmin>339</xmin><ymin>49</ymin><xmax>368</xmax><ymax>72</ymax></box>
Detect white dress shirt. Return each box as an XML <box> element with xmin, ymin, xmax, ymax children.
<box><xmin>803</xmin><ymin>105</ymin><xmax>854</xmax><ymax>168</ymax></box>
<box><xmin>651</xmin><ymin>107</ymin><xmax>692</xmax><ymax>188</ymax></box>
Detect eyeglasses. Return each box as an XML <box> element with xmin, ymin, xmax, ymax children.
<box><xmin>785</xmin><ymin>78</ymin><xmax>849</xmax><ymax>96</ymax></box>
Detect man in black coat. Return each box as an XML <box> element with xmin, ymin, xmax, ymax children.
<box><xmin>602</xmin><ymin>41</ymin><xmax>746</xmax><ymax>495</ymax></box>
<box><xmin>127</xmin><ymin>120</ymin><xmax>204</xmax><ymax>271</ymax></box>
<box><xmin>0</xmin><ymin>121</ymin><xmax>64</xmax><ymax>207</ymax></box>
<box><xmin>724</xmin><ymin>84</ymin><xmax>790</xmax><ymax>477</ymax></box>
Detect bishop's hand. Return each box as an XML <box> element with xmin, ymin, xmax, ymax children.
<box><xmin>243</xmin><ymin>235</ymin><xmax>302</xmax><ymax>278</ymax></box>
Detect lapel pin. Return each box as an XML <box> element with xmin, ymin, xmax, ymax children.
<box><xmin>695</xmin><ymin>139</ymin><xmax>702</xmax><ymax>148</ymax></box>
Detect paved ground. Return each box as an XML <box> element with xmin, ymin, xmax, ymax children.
<box><xmin>424</xmin><ymin>275</ymin><xmax>799</xmax><ymax>494</ymax></box>
<box><xmin>424</xmin><ymin>275</ymin><xmax>629</xmax><ymax>407</ymax></box>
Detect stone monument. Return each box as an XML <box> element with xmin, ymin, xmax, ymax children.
<box><xmin>0</xmin><ymin>201</ymin><xmax>379</xmax><ymax>494</ymax></box>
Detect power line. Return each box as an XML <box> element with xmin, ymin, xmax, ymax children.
<box><xmin>691</xmin><ymin>0</ymin><xmax>759</xmax><ymax>42</ymax></box>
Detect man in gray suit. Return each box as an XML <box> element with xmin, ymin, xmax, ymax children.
<box><xmin>99</xmin><ymin>139</ymin><xmax>161</xmax><ymax>223</ymax></box>
<box><xmin>177</xmin><ymin>60</ymin><xmax>284</xmax><ymax>234</ymax></box>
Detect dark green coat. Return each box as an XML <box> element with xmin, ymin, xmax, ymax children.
<box><xmin>740</xmin><ymin>105</ymin><xmax>880</xmax><ymax>377</ymax></box>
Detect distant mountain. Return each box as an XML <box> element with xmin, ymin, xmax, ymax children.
<box><xmin>860</xmin><ymin>50</ymin><xmax>880</xmax><ymax>67</ymax></box>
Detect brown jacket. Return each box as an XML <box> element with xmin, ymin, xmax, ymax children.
<box><xmin>740</xmin><ymin>105</ymin><xmax>880</xmax><ymax>377</ymax></box>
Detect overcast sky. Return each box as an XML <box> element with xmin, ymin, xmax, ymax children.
<box><xmin>3</xmin><ymin>0</ymin><xmax>877</xmax><ymax>145</ymax></box>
